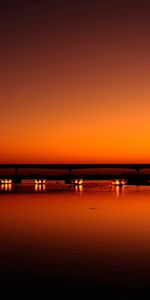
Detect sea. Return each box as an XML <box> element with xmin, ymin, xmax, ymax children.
<box><xmin>0</xmin><ymin>181</ymin><xmax>150</xmax><ymax>299</ymax></box>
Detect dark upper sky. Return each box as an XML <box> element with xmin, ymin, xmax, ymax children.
<box><xmin>1</xmin><ymin>0</ymin><xmax>150</xmax><ymax>163</ymax></box>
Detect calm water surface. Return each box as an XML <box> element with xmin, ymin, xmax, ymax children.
<box><xmin>0</xmin><ymin>182</ymin><xmax>150</xmax><ymax>299</ymax></box>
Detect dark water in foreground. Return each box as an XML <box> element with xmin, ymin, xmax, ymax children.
<box><xmin>1</xmin><ymin>182</ymin><xmax>150</xmax><ymax>299</ymax></box>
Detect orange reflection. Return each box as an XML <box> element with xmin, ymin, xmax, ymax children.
<box><xmin>1</xmin><ymin>185</ymin><xmax>150</xmax><ymax>267</ymax></box>
<box><xmin>74</xmin><ymin>184</ymin><xmax>83</xmax><ymax>194</ymax></box>
<box><xmin>1</xmin><ymin>184</ymin><xmax>12</xmax><ymax>191</ymax></box>
<box><xmin>112</xmin><ymin>185</ymin><xmax>125</xmax><ymax>197</ymax></box>
<box><xmin>35</xmin><ymin>184</ymin><xmax>46</xmax><ymax>192</ymax></box>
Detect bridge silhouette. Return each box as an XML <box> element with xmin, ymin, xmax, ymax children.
<box><xmin>0</xmin><ymin>164</ymin><xmax>150</xmax><ymax>184</ymax></box>
<box><xmin>0</xmin><ymin>163</ymin><xmax>150</xmax><ymax>170</ymax></box>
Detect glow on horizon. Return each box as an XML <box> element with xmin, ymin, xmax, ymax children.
<box><xmin>1</xmin><ymin>1</ymin><xmax>150</xmax><ymax>163</ymax></box>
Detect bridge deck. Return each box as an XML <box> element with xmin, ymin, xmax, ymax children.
<box><xmin>0</xmin><ymin>164</ymin><xmax>150</xmax><ymax>169</ymax></box>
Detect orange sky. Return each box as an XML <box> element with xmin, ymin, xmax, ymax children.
<box><xmin>1</xmin><ymin>0</ymin><xmax>150</xmax><ymax>163</ymax></box>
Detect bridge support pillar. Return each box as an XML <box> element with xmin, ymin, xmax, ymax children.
<box><xmin>13</xmin><ymin>167</ymin><xmax>21</xmax><ymax>183</ymax></box>
<box><xmin>136</xmin><ymin>168</ymin><xmax>141</xmax><ymax>176</ymax></box>
<box><xmin>68</xmin><ymin>169</ymin><xmax>72</xmax><ymax>176</ymax></box>
<box><xmin>65</xmin><ymin>169</ymin><xmax>73</xmax><ymax>184</ymax></box>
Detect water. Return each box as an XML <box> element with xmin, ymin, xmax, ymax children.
<box><xmin>1</xmin><ymin>182</ymin><xmax>150</xmax><ymax>299</ymax></box>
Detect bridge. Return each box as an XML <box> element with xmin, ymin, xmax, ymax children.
<box><xmin>0</xmin><ymin>164</ymin><xmax>150</xmax><ymax>184</ymax></box>
<box><xmin>0</xmin><ymin>163</ymin><xmax>150</xmax><ymax>171</ymax></box>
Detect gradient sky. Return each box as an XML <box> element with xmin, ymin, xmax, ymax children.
<box><xmin>1</xmin><ymin>0</ymin><xmax>150</xmax><ymax>163</ymax></box>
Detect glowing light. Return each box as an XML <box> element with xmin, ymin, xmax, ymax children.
<box><xmin>65</xmin><ymin>179</ymin><xmax>83</xmax><ymax>185</ymax></box>
<box><xmin>35</xmin><ymin>184</ymin><xmax>46</xmax><ymax>192</ymax></box>
<box><xmin>1</xmin><ymin>179</ymin><xmax>12</xmax><ymax>184</ymax></box>
<box><xmin>111</xmin><ymin>179</ymin><xmax>126</xmax><ymax>186</ymax></box>
<box><xmin>74</xmin><ymin>185</ymin><xmax>83</xmax><ymax>193</ymax></box>
<box><xmin>116</xmin><ymin>186</ymin><xmax>120</xmax><ymax>197</ymax></box>
<box><xmin>35</xmin><ymin>179</ymin><xmax>46</xmax><ymax>185</ymax></box>
<box><xmin>73</xmin><ymin>179</ymin><xmax>83</xmax><ymax>186</ymax></box>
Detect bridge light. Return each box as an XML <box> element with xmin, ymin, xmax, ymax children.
<box><xmin>74</xmin><ymin>179</ymin><xmax>83</xmax><ymax>185</ymax></box>
<box><xmin>35</xmin><ymin>179</ymin><xmax>46</xmax><ymax>185</ymax></box>
<box><xmin>111</xmin><ymin>179</ymin><xmax>126</xmax><ymax>186</ymax></box>
<box><xmin>1</xmin><ymin>179</ymin><xmax>12</xmax><ymax>184</ymax></box>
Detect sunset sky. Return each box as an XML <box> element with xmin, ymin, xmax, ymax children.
<box><xmin>1</xmin><ymin>0</ymin><xmax>150</xmax><ymax>163</ymax></box>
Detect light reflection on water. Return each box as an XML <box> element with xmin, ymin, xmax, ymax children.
<box><xmin>1</xmin><ymin>183</ymin><xmax>12</xmax><ymax>191</ymax></box>
<box><xmin>34</xmin><ymin>183</ymin><xmax>46</xmax><ymax>192</ymax></box>
<box><xmin>1</xmin><ymin>182</ymin><xmax>150</xmax><ymax>298</ymax></box>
